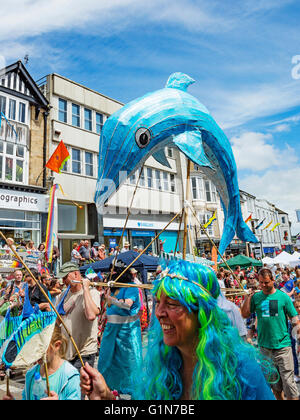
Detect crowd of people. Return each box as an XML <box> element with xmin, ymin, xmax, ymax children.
<box><xmin>70</xmin><ymin>240</ymin><xmax>153</xmax><ymax>266</ymax></box>
<box><xmin>0</xmin><ymin>246</ymin><xmax>300</xmax><ymax>400</ymax></box>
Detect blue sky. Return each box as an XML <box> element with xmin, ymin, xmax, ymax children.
<box><xmin>2</xmin><ymin>0</ymin><xmax>300</xmax><ymax>233</ymax></box>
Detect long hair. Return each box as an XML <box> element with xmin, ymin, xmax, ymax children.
<box><xmin>134</xmin><ymin>259</ymin><xmax>274</xmax><ymax>400</ymax></box>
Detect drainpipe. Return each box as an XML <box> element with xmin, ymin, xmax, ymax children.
<box><xmin>42</xmin><ymin>109</ymin><xmax>49</xmax><ymax>188</ymax></box>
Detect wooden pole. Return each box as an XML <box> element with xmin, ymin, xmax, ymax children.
<box><xmin>107</xmin><ymin>163</ymin><xmax>144</xmax><ymax>283</ymax></box>
<box><xmin>173</xmin><ymin>208</ymin><xmax>184</xmax><ymax>256</ymax></box>
<box><xmin>183</xmin><ymin>160</ymin><xmax>191</xmax><ymax>260</ymax></box>
<box><xmin>0</xmin><ymin>230</ymin><xmax>85</xmax><ymax>368</ymax></box>
<box><xmin>44</xmin><ymin>359</ymin><xmax>51</xmax><ymax>397</ymax></box>
<box><xmin>6</xmin><ymin>370</ymin><xmax>10</xmax><ymax>396</ymax></box>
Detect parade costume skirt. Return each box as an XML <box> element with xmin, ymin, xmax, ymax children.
<box><xmin>98</xmin><ymin>318</ymin><xmax>142</xmax><ymax>394</ymax></box>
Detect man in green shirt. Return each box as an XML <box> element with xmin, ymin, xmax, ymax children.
<box><xmin>241</xmin><ymin>268</ymin><xmax>300</xmax><ymax>400</ymax></box>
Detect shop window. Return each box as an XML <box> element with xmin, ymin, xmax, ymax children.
<box><xmin>58</xmin><ymin>202</ymin><xmax>85</xmax><ymax>234</ymax></box>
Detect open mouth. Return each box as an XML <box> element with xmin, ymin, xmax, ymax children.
<box><xmin>161</xmin><ymin>323</ymin><xmax>175</xmax><ymax>333</ymax></box>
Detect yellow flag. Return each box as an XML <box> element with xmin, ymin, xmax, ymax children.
<box><xmin>204</xmin><ymin>211</ymin><xmax>216</xmax><ymax>229</ymax></box>
<box><xmin>263</xmin><ymin>220</ymin><xmax>273</xmax><ymax>230</ymax></box>
<box><xmin>271</xmin><ymin>223</ymin><xmax>280</xmax><ymax>232</ymax></box>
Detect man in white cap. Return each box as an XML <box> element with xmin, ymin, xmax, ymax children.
<box><xmin>133</xmin><ymin>245</ymin><xmax>139</xmax><ymax>252</ymax></box>
<box><xmin>130</xmin><ymin>267</ymin><xmax>141</xmax><ymax>285</ymax></box>
<box><xmin>121</xmin><ymin>241</ymin><xmax>130</xmax><ymax>253</ymax></box>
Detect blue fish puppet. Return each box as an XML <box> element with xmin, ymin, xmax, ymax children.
<box><xmin>0</xmin><ymin>284</ymin><xmax>57</xmax><ymax>369</ymax></box>
<box><xmin>95</xmin><ymin>73</ymin><xmax>258</xmax><ymax>256</ymax></box>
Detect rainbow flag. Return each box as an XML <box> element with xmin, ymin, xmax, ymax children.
<box><xmin>245</xmin><ymin>214</ymin><xmax>252</xmax><ymax>223</ymax></box>
<box><xmin>11</xmin><ymin>260</ymin><xmax>23</xmax><ymax>268</ymax></box>
<box><xmin>45</xmin><ymin>184</ymin><xmax>59</xmax><ymax>263</ymax></box>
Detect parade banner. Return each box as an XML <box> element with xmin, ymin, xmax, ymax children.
<box><xmin>0</xmin><ymin>249</ymin><xmax>44</xmax><ymax>270</ymax></box>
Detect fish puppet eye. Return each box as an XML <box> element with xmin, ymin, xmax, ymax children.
<box><xmin>135</xmin><ymin>128</ymin><xmax>151</xmax><ymax>148</ymax></box>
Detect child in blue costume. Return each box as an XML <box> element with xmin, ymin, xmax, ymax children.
<box><xmin>3</xmin><ymin>325</ymin><xmax>81</xmax><ymax>400</ymax></box>
<box><xmin>98</xmin><ymin>263</ymin><xmax>142</xmax><ymax>395</ymax></box>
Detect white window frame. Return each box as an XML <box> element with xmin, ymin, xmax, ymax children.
<box><xmin>71</xmin><ymin>103</ymin><xmax>81</xmax><ymax>128</ymax></box>
<box><xmin>85</xmin><ymin>151</ymin><xmax>94</xmax><ymax>177</ymax></box>
<box><xmin>191</xmin><ymin>176</ymin><xmax>204</xmax><ymax>200</ymax></box>
<box><xmin>58</xmin><ymin>98</ymin><xmax>67</xmax><ymax>123</ymax></box>
<box><xmin>0</xmin><ymin>140</ymin><xmax>27</xmax><ymax>184</ymax></box>
<box><xmin>84</xmin><ymin>108</ymin><xmax>92</xmax><ymax>131</ymax></box>
<box><xmin>71</xmin><ymin>148</ymin><xmax>81</xmax><ymax>174</ymax></box>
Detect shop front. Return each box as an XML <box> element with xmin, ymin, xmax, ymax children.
<box><xmin>103</xmin><ymin>228</ymin><xmax>128</xmax><ymax>251</ymax></box>
<box><xmin>0</xmin><ymin>186</ymin><xmax>48</xmax><ymax>247</ymax></box>
<box><xmin>103</xmin><ymin>215</ymin><xmax>180</xmax><ymax>256</ymax></box>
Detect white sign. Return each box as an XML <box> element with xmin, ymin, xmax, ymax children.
<box><xmin>103</xmin><ymin>217</ymin><xmax>179</xmax><ymax>231</ymax></box>
<box><xmin>0</xmin><ymin>189</ymin><xmax>48</xmax><ymax>212</ymax></box>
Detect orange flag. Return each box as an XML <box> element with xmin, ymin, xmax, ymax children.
<box><xmin>46</xmin><ymin>140</ymin><xmax>70</xmax><ymax>173</ymax></box>
<box><xmin>211</xmin><ymin>246</ymin><xmax>218</xmax><ymax>272</ymax></box>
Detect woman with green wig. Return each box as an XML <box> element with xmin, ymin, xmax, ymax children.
<box><xmin>80</xmin><ymin>260</ymin><xmax>276</xmax><ymax>400</ymax></box>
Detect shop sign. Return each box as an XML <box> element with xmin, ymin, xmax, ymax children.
<box><xmin>0</xmin><ymin>189</ymin><xmax>47</xmax><ymax>212</ymax></box>
<box><xmin>131</xmin><ymin>230</ymin><xmax>155</xmax><ymax>237</ymax></box>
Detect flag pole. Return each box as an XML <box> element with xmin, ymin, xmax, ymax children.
<box><xmin>35</xmin><ymin>167</ymin><xmax>46</xmax><ymax>185</ymax></box>
<box><xmin>183</xmin><ymin>160</ymin><xmax>191</xmax><ymax>260</ymax></box>
<box><xmin>0</xmin><ymin>230</ymin><xmax>85</xmax><ymax>368</ymax></box>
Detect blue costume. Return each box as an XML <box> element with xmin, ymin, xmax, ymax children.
<box><xmin>98</xmin><ymin>285</ymin><xmax>142</xmax><ymax>394</ymax></box>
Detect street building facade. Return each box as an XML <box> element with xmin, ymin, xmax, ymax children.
<box><xmin>0</xmin><ymin>61</ymin><xmax>49</xmax><ymax>247</ymax></box>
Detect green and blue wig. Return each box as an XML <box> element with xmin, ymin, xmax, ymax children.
<box><xmin>134</xmin><ymin>259</ymin><xmax>275</xmax><ymax>400</ymax></box>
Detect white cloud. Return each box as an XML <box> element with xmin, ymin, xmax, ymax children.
<box><xmin>231</xmin><ymin>131</ymin><xmax>297</xmax><ymax>170</ymax></box>
<box><xmin>272</xmin><ymin>123</ymin><xmax>291</xmax><ymax>133</ymax></box>
<box><xmin>0</xmin><ymin>0</ymin><xmax>229</xmax><ymax>43</ymax></box>
<box><xmin>231</xmin><ymin>130</ymin><xmax>300</xmax><ymax>234</ymax></box>
<box><xmin>207</xmin><ymin>81</ymin><xmax>300</xmax><ymax>130</ymax></box>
